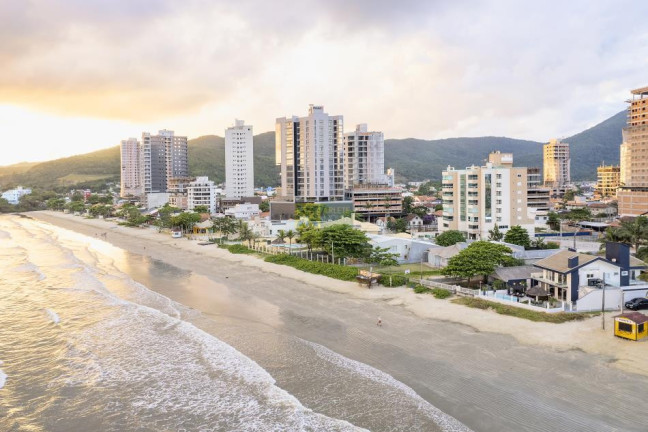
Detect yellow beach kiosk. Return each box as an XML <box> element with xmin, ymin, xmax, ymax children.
<box><xmin>614</xmin><ymin>312</ymin><xmax>648</xmax><ymax>341</ymax></box>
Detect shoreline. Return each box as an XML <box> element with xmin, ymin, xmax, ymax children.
<box><xmin>29</xmin><ymin>211</ymin><xmax>648</xmax><ymax>376</ymax></box>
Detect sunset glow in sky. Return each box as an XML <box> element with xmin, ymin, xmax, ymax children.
<box><xmin>2</xmin><ymin>0</ymin><xmax>648</xmax><ymax>165</ymax></box>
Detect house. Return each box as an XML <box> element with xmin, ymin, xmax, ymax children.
<box><xmin>367</xmin><ymin>234</ymin><xmax>438</xmax><ymax>264</ymax></box>
<box><xmin>531</xmin><ymin>242</ymin><xmax>646</xmax><ymax>304</ymax></box>
<box><xmin>426</xmin><ymin>243</ymin><xmax>467</xmax><ymax>268</ymax></box>
<box><xmin>406</xmin><ymin>214</ymin><xmax>424</xmax><ymax>230</ymax></box>
<box><xmin>224</xmin><ymin>203</ymin><xmax>260</xmax><ymax>220</ymax></box>
<box><xmin>489</xmin><ymin>265</ymin><xmax>538</xmax><ymax>295</ymax></box>
<box><xmin>375</xmin><ymin>216</ymin><xmax>396</xmax><ymax>233</ymax></box>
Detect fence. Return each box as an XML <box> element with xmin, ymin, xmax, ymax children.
<box><xmin>478</xmin><ymin>291</ymin><xmax>566</xmax><ymax>313</ymax></box>
<box><xmin>419</xmin><ymin>279</ymin><xmax>476</xmax><ymax>296</ymax></box>
<box><xmin>247</xmin><ymin>242</ymin><xmax>348</xmax><ymax>265</ymax></box>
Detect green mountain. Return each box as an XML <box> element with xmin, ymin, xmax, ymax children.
<box><xmin>384</xmin><ymin>110</ymin><xmax>627</xmax><ymax>182</ymax></box>
<box><xmin>0</xmin><ymin>110</ymin><xmax>627</xmax><ymax>190</ymax></box>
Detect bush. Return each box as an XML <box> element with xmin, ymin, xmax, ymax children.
<box><xmin>431</xmin><ymin>288</ymin><xmax>452</xmax><ymax>299</ymax></box>
<box><xmin>451</xmin><ymin>298</ymin><xmax>599</xmax><ymax>323</ymax></box>
<box><xmin>219</xmin><ymin>244</ymin><xmax>255</xmax><ymax>254</ymax></box>
<box><xmin>264</xmin><ymin>254</ymin><xmax>359</xmax><ymax>281</ymax></box>
<box><xmin>386</xmin><ymin>274</ymin><xmax>409</xmax><ymax>287</ymax></box>
<box><xmin>414</xmin><ymin>284</ymin><xmax>431</xmax><ymax>294</ymax></box>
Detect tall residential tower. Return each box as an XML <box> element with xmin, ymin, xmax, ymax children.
<box><xmin>543</xmin><ymin>138</ymin><xmax>570</xmax><ymax>194</ymax></box>
<box><xmin>120</xmin><ymin>138</ymin><xmax>142</xmax><ymax>197</ymax></box>
<box><xmin>275</xmin><ymin>105</ymin><xmax>344</xmax><ymax>202</ymax></box>
<box><xmin>225</xmin><ymin>119</ymin><xmax>254</xmax><ymax>199</ymax></box>
<box><xmin>440</xmin><ymin>151</ymin><xmax>534</xmax><ymax>240</ymax></box>
<box><xmin>343</xmin><ymin>124</ymin><xmax>385</xmax><ymax>187</ymax></box>
<box><xmin>618</xmin><ymin>86</ymin><xmax>648</xmax><ymax>216</ymax></box>
<box><xmin>140</xmin><ymin>130</ymin><xmax>188</xmax><ymax>195</ymax></box>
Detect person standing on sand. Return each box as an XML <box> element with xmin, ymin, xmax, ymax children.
<box><xmin>377</xmin><ymin>317</ymin><xmax>382</xmax><ymax>326</ymax></box>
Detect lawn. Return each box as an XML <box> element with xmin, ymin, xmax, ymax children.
<box><xmin>451</xmin><ymin>297</ymin><xmax>600</xmax><ymax>323</ymax></box>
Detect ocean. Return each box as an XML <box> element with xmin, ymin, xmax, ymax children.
<box><xmin>0</xmin><ymin>215</ymin><xmax>469</xmax><ymax>432</ymax></box>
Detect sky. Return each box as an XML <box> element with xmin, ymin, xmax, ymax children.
<box><xmin>1</xmin><ymin>0</ymin><xmax>647</xmax><ymax>166</ymax></box>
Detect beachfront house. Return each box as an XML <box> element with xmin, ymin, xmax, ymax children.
<box><xmin>531</xmin><ymin>242</ymin><xmax>647</xmax><ymax>310</ymax></box>
<box><xmin>367</xmin><ymin>234</ymin><xmax>438</xmax><ymax>264</ymax></box>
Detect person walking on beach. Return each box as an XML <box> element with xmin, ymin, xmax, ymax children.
<box><xmin>377</xmin><ymin>317</ymin><xmax>382</xmax><ymax>327</ymax></box>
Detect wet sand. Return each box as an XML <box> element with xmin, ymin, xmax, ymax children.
<box><xmin>31</xmin><ymin>212</ymin><xmax>648</xmax><ymax>432</ymax></box>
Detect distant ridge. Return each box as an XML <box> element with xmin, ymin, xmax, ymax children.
<box><xmin>0</xmin><ymin>110</ymin><xmax>627</xmax><ymax>190</ymax></box>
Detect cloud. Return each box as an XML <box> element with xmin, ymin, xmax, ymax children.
<box><xmin>1</xmin><ymin>0</ymin><xmax>647</xmax><ymax>147</ymax></box>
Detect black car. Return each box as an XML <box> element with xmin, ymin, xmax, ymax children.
<box><xmin>625</xmin><ymin>297</ymin><xmax>648</xmax><ymax>311</ymax></box>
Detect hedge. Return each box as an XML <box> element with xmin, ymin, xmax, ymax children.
<box><xmin>451</xmin><ymin>298</ymin><xmax>599</xmax><ymax>323</ymax></box>
<box><xmin>219</xmin><ymin>244</ymin><xmax>255</xmax><ymax>254</ymax></box>
<box><xmin>413</xmin><ymin>285</ymin><xmax>452</xmax><ymax>299</ymax></box>
<box><xmin>264</xmin><ymin>254</ymin><xmax>359</xmax><ymax>281</ymax></box>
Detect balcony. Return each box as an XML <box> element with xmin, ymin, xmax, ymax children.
<box><xmin>531</xmin><ymin>272</ymin><xmax>567</xmax><ymax>288</ymax></box>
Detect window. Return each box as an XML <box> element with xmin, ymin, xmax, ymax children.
<box><xmin>618</xmin><ymin>322</ymin><xmax>633</xmax><ymax>333</ymax></box>
<box><xmin>639</xmin><ymin>323</ymin><xmax>645</xmax><ymax>333</ymax></box>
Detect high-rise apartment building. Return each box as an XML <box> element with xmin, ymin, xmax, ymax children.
<box><xmin>343</xmin><ymin>124</ymin><xmax>385</xmax><ymax>187</ymax></box>
<box><xmin>526</xmin><ymin>167</ymin><xmax>551</xmax><ymax>212</ymax></box>
<box><xmin>275</xmin><ymin>105</ymin><xmax>344</xmax><ymax>202</ymax></box>
<box><xmin>440</xmin><ymin>151</ymin><xmax>534</xmax><ymax>240</ymax></box>
<box><xmin>120</xmin><ymin>138</ymin><xmax>143</xmax><ymax>197</ymax></box>
<box><xmin>596</xmin><ymin>165</ymin><xmax>620</xmax><ymax>198</ymax></box>
<box><xmin>618</xmin><ymin>86</ymin><xmax>648</xmax><ymax>216</ymax></box>
<box><xmin>225</xmin><ymin>120</ymin><xmax>254</xmax><ymax>199</ymax></box>
<box><xmin>543</xmin><ymin>138</ymin><xmax>570</xmax><ymax>194</ymax></box>
<box><xmin>140</xmin><ymin>130</ymin><xmax>188</xmax><ymax>194</ymax></box>
<box><xmin>187</xmin><ymin>176</ymin><xmax>217</xmax><ymax>214</ymax></box>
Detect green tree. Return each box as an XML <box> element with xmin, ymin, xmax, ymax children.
<box><xmin>416</xmin><ymin>182</ymin><xmax>434</xmax><ymax>196</ymax></box>
<box><xmin>402</xmin><ymin>196</ymin><xmax>414</xmax><ymax>214</ymax></box>
<box><xmin>295</xmin><ymin>203</ymin><xmax>326</xmax><ymax>221</ymax></box>
<box><xmin>562</xmin><ymin>189</ymin><xmax>575</xmax><ymax>202</ymax></box>
<box><xmin>259</xmin><ymin>200</ymin><xmax>270</xmax><ymax>212</ymax></box>
<box><xmin>193</xmin><ymin>205</ymin><xmax>210</xmax><ymax>214</ymax></box>
<box><xmin>66</xmin><ymin>200</ymin><xmax>86</xmax><ymax>213</ymax></box>
<box><xmin>285</xmin><ymin>229</ymin><xmax>296</xmax><ymax>252</ymax></box>
<box><xmin>434</xmin><ymin>203</ymin><xmax>443</xmax><ymax>212</ymax></box>
<box><xmin>547</xmin><ymin>211</ymin><xmax>561</xmax><ymax>231</ymax></box>
<box><xmin>71</xmin><ymin>191</ymin><xmax>85</xmax><ymax>202</ymax></box>
<box><xmin>503</xmin><ymin>225</ymin><xmax>531</xmax><ymax>249</ymax></box>
<box><xmin>237</xmin><ymin>222</ymin><xmax>255</xmax><ymax>247</ymax></box>
<box><xmin>443</xmin><ymin>241</ymin><xmax>514</xmax><ymax>285</ymax></box>
<box><xmin>366</xmin><ymin>246</ymin><xmax>399</xmax><ymax>266</ymax></box>
<box><xmin>435</xmin><ymin>230</ymin><xmax>465</xmax><ymax>247</ymax></box>
<box><xmin>387</xmin><ymin>217</ymin><xmax>408</xmax><ymax>233</ymax></box>
<box><xmin>171</xmin><ymin>212</ymin><xmax>201</xmax><ymax>232</ymax></box>
<box><xmin>276</xmin><ymin>229</ymin><xmax>286</xmax><ymax>243</ymax></box>
<box><xmin>617</xmin><ymin>215</ymin><xmax>648</xmax><ymax>252</ymax></box>
<box><xmin>213</xmin><ymin>217</ymin><xmax>236</xmax><ymax>243</ymax></box>
<box><xmin>319</xmin><ymin>224</ymin><xmax>371</xmax><ymax>259</ymax></box>
<box><xmin>46</xmin><ymin>197</ymin><xmax>66</xmax><ymax>211</ymax></box>
<box><xmin>0</xmin><ymin>198</ymin><xmax>12</xmax><ymax>213</ymax></box>
<box><xmin>297</xmin><ymin>223</ymin><xmax>321</xmax><ymax>253</ymax></box>
<box><xmin>488</xmin><ymin>224</ymin><xmax>503</xmax><ymax>241</ymax></box>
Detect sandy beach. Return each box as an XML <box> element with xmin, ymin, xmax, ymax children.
<box><xmin>28</xmin><ymin>211</ymin><xmax>648</xmax><ymax>431</ymax></box>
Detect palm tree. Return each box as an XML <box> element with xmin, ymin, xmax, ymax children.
<box><xmin>285</xmin><ymin>229</ymin><xmax>295</xmax><ymax>254</ymax></box>
<box><xmin>237</xmin><ymin>222</ymin><xmax>255</xmax><ymax>247</ymax></box>
<box><xmin>617</xmin><ymin>216</ymin><xmax>648</xmax><ymax>252</ymax></box>
<box><xmin>276</xmin><ymin>229</ymin><xmax>286</xmax><ymax>244</ymax></box>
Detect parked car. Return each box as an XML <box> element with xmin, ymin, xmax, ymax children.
<box><xmin>625</xmin><ymin>297</ymin><xmax>648</xmax><ymax>311</ymax></box>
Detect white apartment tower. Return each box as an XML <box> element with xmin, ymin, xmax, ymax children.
<box><xmin>120</xmin><ymin>138</ymin><xmax>143</xmax><ymax>197</ymax></box>
<box><xmin>543</xmin><ymin>138</ymin><xmax>571</xmax><ymax>191</ymax></box>
<box><xmin>343</xmin><ymin>124</ymin><xmax>385</xmax><ymax>187</ymax></box>
<box><xmin>187</xmin><ymin>176</ymin><xmax>217</xmax><ymax>214</ymax></box>
<box><xmin>440</xmin><ymin>151</ymin><xmax>534</xmax><ymax>240</ymax></box>
<box><xmin>275</xmin><ymin>105</ymin><xmax>344</xmax><ymax>202</ymax></box>
<box><xmin>140</xmin><ymin>130</ymin><xmax>188</xmax><ymax>194</ymax></box>
<box><xmin>225</xmin><ymin>119</ymin><xmax>254</xmax><ymax>199</ymax></box>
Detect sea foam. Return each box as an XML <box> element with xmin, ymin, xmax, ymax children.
<box><xmin>303</xmin><ymin>340</ymin><xmax>473</xmax><ymax>432</ymax></box>
<box><xmin>45</xmin><ymin>309</ymin><xmax>60</xmax><ymax>324</ymax></box>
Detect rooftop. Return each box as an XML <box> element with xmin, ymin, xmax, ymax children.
<box><xmin>534</xmin><ymin>250</ymin><xmax>598</xmax><ymax>273</ymax></box>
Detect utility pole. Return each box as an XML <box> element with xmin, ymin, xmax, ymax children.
<box><xmin>331</xmin><ymin>241</ymin><xmax>334</xmax><ymax>265</ymax></box>
<box><xmin>420</xmin><ymin>255</ymin><xmax>423</xmax><ymax>285</ymax></box>
<box><xmin>601</xmin><ymin>274</ymin><xmax>606</xmax><ymax>331</ymax></box>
